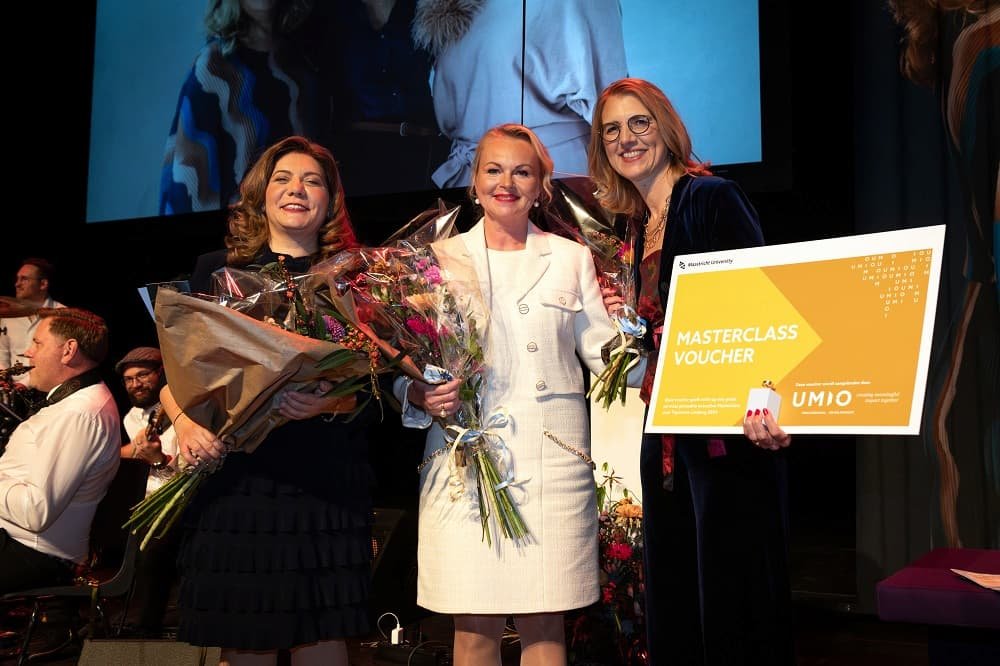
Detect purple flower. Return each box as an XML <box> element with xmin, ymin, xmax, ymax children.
<box><xmin>323</xmin><ymin>314</ymin><xmax>346</xmax><ymax>341</ymax></box>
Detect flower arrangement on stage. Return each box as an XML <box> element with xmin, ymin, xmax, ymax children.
<box><xmin>319</xmin><ymin>206</ymin><xmax>529</xmax><ymax>545</ymax></box>
<box><xmin>569</xmin><ymin>463</ymin><xmax>647</xmax><ymax>665</ymax></box>
<box><xmin>546</xmin><ymin>182</ymin><xmax>645</xmax><ymax>410</ymax></box>
<box><xmin>124</xmin><ymin>262</ymin><xmax>384</xmax><ymax>550</ymax></box>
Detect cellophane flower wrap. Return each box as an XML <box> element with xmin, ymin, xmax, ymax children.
<box><xmin>319</xmin><ymin>204</ymin><xmax>529</xmax><ymax>546</ymax></box>
<box><xmin>124</xmin><ymin>262</ymin><xmax>384</xmax><ymax>550</ymax></box>
<box><xmin>547</xmin><ymin>181</ymin><xmax>646</xmax><ymax>410</ymax></box>
<box><xmin>569</xmin><ymin>463</ymin><xmax>647</xmax><ymax>665</ymax></box>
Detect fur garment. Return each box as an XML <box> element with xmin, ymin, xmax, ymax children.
<box><xmin>412</xmin><ymin>0</ymin><xmax>486</xmax><ymax>57</ymax></box>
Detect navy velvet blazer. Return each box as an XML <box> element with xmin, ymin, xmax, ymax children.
<box><xmin>646</xmin><ymin>173</ymin><xmax>765</xmax><ymax>310</ymax></box>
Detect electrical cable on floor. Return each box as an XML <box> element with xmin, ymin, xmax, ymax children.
<box><xmin>376</xmin><ymin>611</ymin><xmax>402</xmax><ymax>644</ymax></box>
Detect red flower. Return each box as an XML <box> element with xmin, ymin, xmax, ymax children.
<box><xmin>608</xmin><ymin>542</ymin><xmax>634</xmax><ymax>561</ymax></box>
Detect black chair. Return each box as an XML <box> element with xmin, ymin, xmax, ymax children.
<box><xmin>1</xmin><ymin>458</ymin><xmax>149</xmax><ymax>665</ymax></box>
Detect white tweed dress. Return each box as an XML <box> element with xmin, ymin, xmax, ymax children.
<box><xmin>414</xmin><ymin>223</ymin><xmax>629</xmax><ymax>614</ymax></box>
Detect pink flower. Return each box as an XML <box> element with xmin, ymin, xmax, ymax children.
<box><xmin>423</xmin><ymin>265</ymin><xmax>442</xmax><ymax>284</ymax></box>
<box><xmin>406</xmin><ymin>316</ymin><xmax>439</xmax><ymax>343</ymax></box>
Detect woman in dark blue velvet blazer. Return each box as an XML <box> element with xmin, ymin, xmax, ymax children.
<box><xmin>587</xmin><ymin>78</ymin><xmax>796</xmax><ymax>666</ymax></box>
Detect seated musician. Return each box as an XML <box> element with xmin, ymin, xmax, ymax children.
<box><xmin>0</xmin><ymin>308</ymin><xmax>120</xmax><ymax>593</ymax></box>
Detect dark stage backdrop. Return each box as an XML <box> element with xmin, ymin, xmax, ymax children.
<box><xmin>852</xmin><ymin>0</ymin><xmax>999</xmax><ymax>614</ymax></box>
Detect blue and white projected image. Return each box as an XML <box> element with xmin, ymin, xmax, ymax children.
<box><xmin>86</xmin><ymin>0</ymin><xmax>761</xmax><ymax>223</ymax></box>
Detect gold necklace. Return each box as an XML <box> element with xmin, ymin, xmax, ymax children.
<box><xmin>644</xmin><ymin>195</ymin><xmax>671</xmax><ymax>246</ymax></box>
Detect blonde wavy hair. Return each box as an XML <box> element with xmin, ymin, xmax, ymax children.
<box><xmin>224</xmin><ymin>135</ymin><xmax>357</xmax><ymax>266</ymax></box>
<box><xmin>205</xmin><ymin>0</ymin><xmax>315</xmax><ymax>55</ymax></box>
<box><xmin>468</xmin><ymin>123</ymin><xmax>555</xmax><ymax>211</ymax></box>
<box><xmin>587</xmin><ymin>78</ymin><xmax>712</xmax><ymax>219</ymax></box>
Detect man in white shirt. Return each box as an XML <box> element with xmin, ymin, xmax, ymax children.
<box><xmin>0</xmin><ymin>258</ymin><xmax>66</xmax><ymax>388</ymax></box>
<box><xmin>114</xmin><ymin>346</ymin><xmax>180</xmax><ymax>635</ymax></box>
<box><xmin>0</xmin><ymin>307</ymin><xmax>120</xmax><ymax>593</ymax></box>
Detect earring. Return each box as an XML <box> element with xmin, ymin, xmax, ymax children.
<box><xmin>474</xmin><ymin>197</ymin><xmax>480</xmax><ymax>205</ymax></box>
<box><xmin>533</xmin><ymin>200</ymin><xmax>540</xmax><ymax>208</ymax></box>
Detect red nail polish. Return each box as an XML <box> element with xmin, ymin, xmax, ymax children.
<box><xmin>763</xmin><ymin>408</ymin><xmax>770</xmax><ymax>416</ymax></box>
<box><xmin>746</xmin><ymin>409</ymin><xmax>753</xmax><ymax>417</ymax></box>
<box><xmin>754</xmin><ymin>409</ymin><xmax>761</xmax><ymax>415</ymax></box>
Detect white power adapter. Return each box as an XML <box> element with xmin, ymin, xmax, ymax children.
<box><xmin>378</xmin><ymin>611</ymin><xmax>404</xmax><ymax>645</ymax></box>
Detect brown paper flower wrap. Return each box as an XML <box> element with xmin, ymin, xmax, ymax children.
<box><xmin>124</xmin><ymin>287</ymin><xmax>378</xmax><ymax>549</ymax></box>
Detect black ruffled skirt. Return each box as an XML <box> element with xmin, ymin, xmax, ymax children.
<box><xmin>175</xmin><ymin>416</ymin><xmax>374</xmax><ymax>650</ymax></box>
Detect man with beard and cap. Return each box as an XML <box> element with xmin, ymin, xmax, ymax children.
<box><xmin>115</xmin><ymin>346</ymin><xmax>180</xmax><ymax>636</ymax></box>
<box><xmin>116</xmin><ymin>346</ymin><xmax>176</xmax><ymax>487</ymax></box>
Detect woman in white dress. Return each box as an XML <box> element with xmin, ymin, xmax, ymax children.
<box><xmin>395</xmin><ymin>124</ymin><xmax>643</xmax><ymax>665</ymax></box>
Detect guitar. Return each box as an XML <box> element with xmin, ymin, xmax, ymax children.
<box><xmin>144</xmin><ymin>406</ymin><xmax>173</xmax><ymax>470</ymax></box>
<box><xmin>145</xmin><ymin>405</ymin><xmax>171</xmax><ymax>439</ymax></box>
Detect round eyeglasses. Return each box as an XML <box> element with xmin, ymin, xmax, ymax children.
<box><xmin>123</xmin><ymin>368</ymin><xmax>160</xmax><ymax>386</ymax></box>
<box><xmin>601</xmin><ymin>114</ymin><xmax>654</xmax><ymax>142</ymax></box>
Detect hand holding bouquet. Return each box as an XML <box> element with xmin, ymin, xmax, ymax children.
<box><xmin>318</xmin><ymin>206</ymin><xmax>530</xmax><ymax>545</ymax></box>
<box><xmin>125</xmin><ymin>264</ymin><xmax>385</xmax><ymax>550</ymax></box>
<box><xmin>547</xmin><ymin>181</ymin><xmax>646</xmax><ymax>409</ymax></box>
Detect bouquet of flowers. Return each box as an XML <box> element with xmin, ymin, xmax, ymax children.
<box><xmin>124</xmin><ymin>262</ymin><xmax>384</xmax><ymax>550</ymax></box>
<box><xmin>547</xmin><ymin>181</ymin><xmax>646</xmax><ymax>410</ymax></box>
<box><xmin>569</xmin><ymin>463</ymin><xmax>647</xmax><ymax>665</ymax></box>
<box><xmin>318</xmin><ymin>205</ymin><xmax>529</xmax><ymax>545</ymax></box>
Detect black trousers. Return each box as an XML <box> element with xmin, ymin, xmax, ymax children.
<box><xmin>0</xmin><ymin>528</ymin><xmax>74</xmax><ymax>594</ymax></box>
<box><xmin>640</xmin><ymin>435</ymin><xmax>795</xmax><ymax>666</ymax></box>
<box><xmin>131</xmin><ymin>519</ymin><xmax>182</xmax><ymax>632</ymax></box>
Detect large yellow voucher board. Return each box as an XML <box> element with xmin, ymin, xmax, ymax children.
<box><xmin>645</xmin><ymin>225</ymin><xmax>945</xmax><ymax>435</ymax></box>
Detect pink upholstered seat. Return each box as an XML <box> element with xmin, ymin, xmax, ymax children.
<box><xmin>876</xmin><ymin>548</ymin><xmax>1000</xmax><ymax>629</ymax></box>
